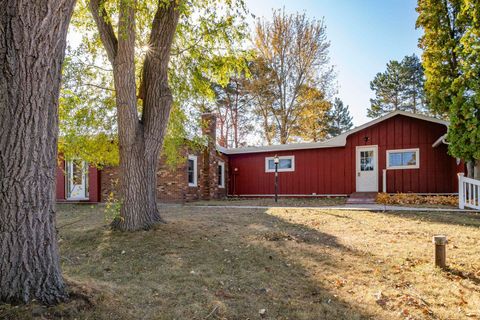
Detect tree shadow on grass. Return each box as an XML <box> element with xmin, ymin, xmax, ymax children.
<box><xmin>159</xmin><ymin>207</ymin><xmax>376</xmax><ymax>319</ymax></box>
<box><xmin>446</xmin><ymin>267</ymin><xmax>480</xmax><ymax>286</ymax></box>
<box><xmin>2</xmin><ymin>205</ymin><xmax>377</xmax><ymax>319</ymax></box>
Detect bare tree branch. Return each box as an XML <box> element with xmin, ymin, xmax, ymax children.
<box><xmin>81</xmin><ymin>82</ymin><xmax>115</xmax><ymax>92</ymax></box>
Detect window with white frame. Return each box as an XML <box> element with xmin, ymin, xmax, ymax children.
<box><xmin>217</xmin><ymin>161</ymin><xmax>225</xmax><ymax>188</ymax></box>
<box><xmin>265</xmin><ymin>155</ymin><xmax>295</xmax><ymax>172</ymax></box>
<box><xmin>187</xmin><ymin>155</ymin><xmax>197</xmax><ymax>187</ymax></box>
<box><xmin>386</xmin><ymin>148</ymin><xmax>420</xmax><ymax>169</ymax></box>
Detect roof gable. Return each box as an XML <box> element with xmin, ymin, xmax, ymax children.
<box><xmin>219</xmin><ymin>111</ymin><xmax>449</xmax><ymax>155</ymax></box>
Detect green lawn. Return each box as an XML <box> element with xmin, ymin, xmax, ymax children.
<box><xmin>2</xmin><ymin>204</ymin><xmax>480</xmax><ymax>319</ymax></box>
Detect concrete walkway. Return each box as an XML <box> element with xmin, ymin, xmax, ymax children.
<box><xmin>185</xmin><ymin>203</ymin><xmax>478</xmax><ymax>213</ymax></box>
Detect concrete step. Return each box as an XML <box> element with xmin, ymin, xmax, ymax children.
<box><xmin>347</xmin><ymin>192</ymin><xmax>377</xmax><ymax>204</ymax></box>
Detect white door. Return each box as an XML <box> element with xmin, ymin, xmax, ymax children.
<box><xmin>356</xmin><ymin>146</ymin><xmax>378</xmax><ymax>192</ymax></box>
<box><xmin>66</xmin><ymin>160</ymin><xmax>89</xmax><ymax>200</ymax></box>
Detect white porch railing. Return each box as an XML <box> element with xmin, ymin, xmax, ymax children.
<box><xmin>458</xmin><ymin>173</ymin><xmax>480</xmax><ymax>210</ymax></box>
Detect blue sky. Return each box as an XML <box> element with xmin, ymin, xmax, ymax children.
<box><xmin>245</xmin><ymin>0</ymin><xmax>422</xmax><ymax>126</ymax></box>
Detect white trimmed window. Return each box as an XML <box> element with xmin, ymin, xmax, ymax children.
<box><xmin>187</xmin><ymin>155</ymin><xmax>198</xmax><ymax>187</ymax></box>
<box><xmin>265</xmin><ymin>156</ymin><xmax>295</xmax><ymax>172</ymax></box>
<box><xmin>386</xmin><ymin>148</ymin><xmax>420</xmax><ymax>169</ymax></box>
<box><xmin>218</xmin><ymin>161</ymin><xmax>225</xmax><ymax>188</ymax></box>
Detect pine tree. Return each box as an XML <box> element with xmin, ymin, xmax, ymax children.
<box><xmin>367</xmin><ymin>60</ymin><xmax>404</xmax><ymax>118</ymax></box>
<box><xmin>325</xmin><ymin>98</ymin><xmax>353</xmax><ymax>138</ymax></box>
<box><xmin>367</xmin><ymin>54</ymin><xmax>426</xmax><ymax>118</ymax></box>
<box><xmin>401</xmin><ymin>54</ymin><xmax>426</xmax><ymax>114</ymax></box>
<box><xmin>211</xmin><ymin>73</ymin><xmax>253</xmax><ymax>148</ymax></box>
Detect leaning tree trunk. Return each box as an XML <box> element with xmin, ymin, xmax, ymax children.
<box><xmin>467</xmin><ymin>161</ymin><xmax>475</xmax><ymax>178</ymax></box>
<box><xmin>0</xmin><ymin>0</ymin><xmax>76</xmax><ymax>304</ymax></box>
<box><xmin>474</xmin><ymin>160</ymin><xmax>480</xmax><ymax>180</ymax></box>
<box><xmin>90</xmin><ymin>0</ymin><xmax>179</xmax><ymax>231</ymax></box>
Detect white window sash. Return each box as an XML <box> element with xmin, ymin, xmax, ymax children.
<box><xmin>218</xmin><ymin>161</ymin><xmax>225</xmax><ymax>188</ymax></box>
<box><xmin>265</xmin><ymin>156</ymin><xmax>295</xmax><ymax>172</ymax></box>
<box><xmin>386</xmin><ymin>148</ymin><xmax>420</xmax><ymax>169</ymax></box>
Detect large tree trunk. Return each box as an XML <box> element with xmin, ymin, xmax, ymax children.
<box><xmin>111</xmin><ymin>138</ymin><xmax>163</xmax><ymax>230</ymax></box>
<box><xmin>0</xmin><ymin>0</ymin><xmax>75</xmax><ymax>304</ymax></box>
<box><xmin>90</xmin><ymin>0</ymin><xmax>179</xmax><ymax>231</ymax></box>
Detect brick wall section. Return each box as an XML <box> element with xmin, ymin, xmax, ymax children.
<box><xmin>200</xmin><ymin>113</ymin><xmax>218</xmax><ymax>200</ymax></box>
<box><xmin>156</xmin><ymin>147</ymin><xmax>203</xmax><ymax>202</ymax></box>
<box><xmin>100</xmin><ymin>147</ymin><xmax>228</xmax><ymax>203</ymax></box>
<box><xmin>100</xmin><ymin>113</ymin><xmax>228</xmax><ymax>203</ymax></box>
<box><xmin>100</xmin><ymin>165</ymin><xmax>120</xmax><ymax>203</ymax></box>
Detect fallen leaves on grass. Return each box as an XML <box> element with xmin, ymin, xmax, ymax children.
<box><xmin>376</xmin><ymin>193</ymin><xmax>458</xmax><ymax>207</ymax></box>
<box><xmin>260</xmin><ymin>231</ymin><xmax>300</xmax><ymax>242</ymax></box>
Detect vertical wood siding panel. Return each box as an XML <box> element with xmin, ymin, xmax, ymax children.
<box><xmin>88</xmin><ymin>166</ymin><xmax>99</xmax><ymax>202</ymax></box>
<box><xmin>56</xmin><ymin>159</ymin><xmax>65</xmax><ymax>201</ymax></box>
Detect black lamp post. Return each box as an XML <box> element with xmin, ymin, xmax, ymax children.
<box><xmin>274</xmin><ymin>155</ymin><xmax>279</xmax><ymax>203</ymax></box>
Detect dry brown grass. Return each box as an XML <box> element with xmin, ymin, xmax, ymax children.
<box><xmin>188</xmin><ymin>196</ymin><xmax>347</xmax><ymax>207</ymax></box>
<box><xmin>2</xmin><ymin>204</ymin><xmax>480</xmax><ymax>319</ymax></box>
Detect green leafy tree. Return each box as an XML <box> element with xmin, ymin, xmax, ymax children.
<box><xmin>367</xmin><ymin>54</ymin><xmax>426</xmax><ymax>118</ymax></box>
<box><xmin>66</xmin><ymin>0</ymin><xmax>248</xmax><ymax>231</ymax></box>
<box><xmin>417</xmin><ymin>0</ymin><xmax>480</xmax><ymax>177</ymax></box>
<box><xmin>416</xmin><ymin>0</ymin><xmax>463</xmax><ymax>116</ymax></box>
<box><xmin>59</xmin><ymin>45</ymin><xmax>119</xmax><ymax>166</ymax></box>
<box><xmin>325</xmin><ymin>98</ymin><xmax>353</xmax><ymax>138</ymax></box>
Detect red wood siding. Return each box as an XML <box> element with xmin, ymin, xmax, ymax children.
<box><xmin>228</xmin><ymin>115</ymin><xmax>462</xmax><ymax>196</ymax></box>
<box><xmin>56</xmin><ymin>159</ymin><xmax>66</xmax><ymax>200</ymax></box>
<box><xmin>88</xmin><ymin>166</ymin><xmax>100</xmax><ymax>202</ymax></box>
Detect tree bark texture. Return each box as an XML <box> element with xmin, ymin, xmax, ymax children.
<box><xmin>0</xmin><ymin>0</ymin><xmax>76</xmax><ymax>304</ymax></box>
<box><xmin>90</xmin><ymin>0</ymin><xmax>180</xmax><ymax>231</ymax></box>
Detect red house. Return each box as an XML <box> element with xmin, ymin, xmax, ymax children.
<box><xmin>223</xmin><ymin>111</ymin><xmax>463</xmax><ymax>196</ymax></box>
<box><xmin>55</xmin><ymin>111</ymin><xmax>463</xmax><ymax>203</ymax></box>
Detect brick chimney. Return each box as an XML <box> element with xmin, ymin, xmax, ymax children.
<box><xmin>200</xmin><ymin>113</ymin><xmax>217</xmax><ymax>200</ymax></box>
<box><xmin>201</xmin><ymin>113</ymin><xmax>217</xmax><ymax>148</ymax></box>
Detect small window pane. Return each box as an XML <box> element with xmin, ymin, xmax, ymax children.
<box><xmin>279</xmin><ymin>159</ymin><xmax>292</xmax><ymax>169</ymax></box>
<box><xmin>404</xmin><ymin>152</ymin><xmax>416</xmax><ymax>165</ymax></box>
<box><xmin>268</xmin><ymin>160</ymin><xmax>275</xmax><ymax>170</ymax></box>
<box><xmin>188</xmin><ymin>159</ymin><xmax>195</xmax><ymax>184</ymax></box>
<box><xmin>389</xmin><ymin>153</ymin><xmax>403</xmax><ymax>167</ymax></box>
<box><xmin>360</xmin><ymin>151</ymin><xmax>374</xmax><ymax>171</ymax></box>
<box><xmin>218</xmin><ymin>164</ymin><xmax>223</xmax><ymax>186</ymax></box>
<box><xmin>72</xmin><ymin>160</ymin><xmax>84</xmax><ymax>185</ymax></box>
